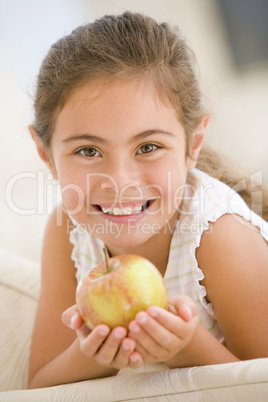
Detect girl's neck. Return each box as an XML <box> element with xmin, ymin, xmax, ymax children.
<box><xmin>107</xmin><ymin>212</ymin><xmax>178</xmax><ymax>277</ymax></box>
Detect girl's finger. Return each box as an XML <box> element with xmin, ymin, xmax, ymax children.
<box><xmin>93</xmin><ymin>327</ymin><xmax>127</xmax><ymax>366</ymax></box>
<box><xmin>132</xmin><ymin>340</ymin><xmax>157</xmax><ymax>365</ymax></box>
<box><xmin>62</xmin><ymin>305</ymin><xmax>83</xmax><ymax>329</ymax></box>
<box><xmin>168</xmin><ymin>295</ymin><xmax>198</xmax><ymax>321</ymax></box>
<box><xmin>179</xmin><ymin>304</ymin><xmax>194</xmax><ymax>322</ymax></box>
<box><xmin>112</xmin><ymin>337</ymin><xmax>136</xmax><ymax>369</ymax></box>
<box><xmin>78</xmin><ymin>324</ymin><xmax>111</xmax><ymax>356</ymax></box>
<box><xmin>128</xmin><ymin>319</ymin><xmax>160</xmax><ymax>354</ymax></box>
<box><xmin>134</xmin><ymin>309</ymin><xmax>198</xmax><ymax>350</ymax></box>
<box><xmin>129</xmin><ymin>351</ymin><xmax>144</xmax><ymax>368</ymax></box>
<box><xmin>147</xmin><ymin>304</ymin><xmax>198</xmax><ymax>338</ymax></box>
<box><xmin>129</xmin><ymin>313</ymin><xmax>180</xmax><ymax>353</ymax></box>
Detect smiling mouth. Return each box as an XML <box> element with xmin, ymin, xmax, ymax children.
<box><xmin>95</xmin><ymin>200</ymin><xmax>152</xmax><ymax>216</ymax></box>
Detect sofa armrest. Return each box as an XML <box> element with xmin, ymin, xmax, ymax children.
<box><xmin>1</xmin><ymin>358</ymin><xmax>268</xmax><ymax>401</ymax></box>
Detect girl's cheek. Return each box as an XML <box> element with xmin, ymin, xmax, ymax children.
<box><xmin>60</xmin><ymin>185</ymin><xmax>86</xmax><ymax>216</ymax></box>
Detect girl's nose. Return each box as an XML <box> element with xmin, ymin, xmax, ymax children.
<box><xmin>100</xmin><ymin>159</ymin><xmax>141</xmax><ymax>195</ymax></box>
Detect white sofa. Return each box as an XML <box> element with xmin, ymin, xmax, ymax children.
<box><xmin>0</xmin><ymin>248</ymin><xmax>268</xmax><ymax>401</ymax></box>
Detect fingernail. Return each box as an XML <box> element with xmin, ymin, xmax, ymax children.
<box><xmin>133</xmin><ymin>325</ymin><xmax>141</xmax><ymax>333</ymax></box>
<box><xmin>70</xmin><ymin>313</ymin><xmax>79</xmax><ymax>328</ymax></box>
<box><xmin>122</xmin><ymin>343</ymin><xmax>130</xmax><ymax>351</ymax></box>
<box><xmin>130</xmin><ymin>353</ymin><xmax>139</xmax><ymax>362</ymax></box>
<box><xmin>137</xmin><ymin>314</ymin><xmax>147</xmax><ymax>324</ymax></box>
<box><xmin>114</xmin><ymin>331</ymin><xmax>124</xmax><ymax>339</ymax></box>
<box><xmin>99</xmin><ymin>328</ymin><xmax>110</xmax><ymax>336</ymax></box>
<box><xmin>184</xmin><ymin>306</ymin><xmax>193</xmax><ymax>321</ymax></box>
<box><xmin>148</xmin><ymin>308</ymin><xmax>157</xmax><ymax>317</ymax></box>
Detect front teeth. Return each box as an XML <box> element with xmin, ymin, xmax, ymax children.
<box><xmin>101</xmin><ymin>203</ymin><xmax>148</xmax><ymax>216</ymax></box>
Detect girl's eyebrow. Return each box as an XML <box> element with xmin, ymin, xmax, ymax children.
<box><xmin>62</xmin><ymin>129</ymin><xmax>175</xmax><ymax>144</ymax></box>
<box><xmin>130</xmin><ymin>130</ymin><xmax>175</xmax><ymax>143</ymax></box>
<box><xmin>62</xmin><ymin>134</ymin><xmax>106</xmax><ymax>144</ymax></box>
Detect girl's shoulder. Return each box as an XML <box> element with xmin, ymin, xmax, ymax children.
<box><xmin>41</xmin><ymin>204</ymin><xmax>76</xmax><ymax>277</ymax></box>
<box><xmin>184</xmin><ymin>169</ymin><xmax>268</xmax><ymax>241</ymax></box>
<box><xmin>197</xmin><ymin>212</ymin><xmax>267</xmax><ymax>264</ymax></box>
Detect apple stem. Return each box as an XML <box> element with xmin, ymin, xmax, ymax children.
<box><xmin>103</xmin><ymin>248</ymin><xmax>110</xmax><ymax>273</ymax></box>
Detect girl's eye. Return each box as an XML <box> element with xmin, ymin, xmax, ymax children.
<box><xmin>76</xmin><ymin>147</ymin><xmax>101</xmax><ymax>158</ymax></box>
<box><xmin>137</xmin><ymin>143</ymin><xmax>161</xmax><ymax>155</ymax></box>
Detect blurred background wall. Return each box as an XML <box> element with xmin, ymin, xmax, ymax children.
<box><xmin>1</xmin><ymin>0</ymin><xmax>268</xmax><ymax>261</ymax></box>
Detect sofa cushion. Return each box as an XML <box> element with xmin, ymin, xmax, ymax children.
<box><xmin>0</xmin><ymin>249</ymin><xmax>40</xmax><ymax>391</ymax></box>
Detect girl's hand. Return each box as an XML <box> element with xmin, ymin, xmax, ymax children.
<box><xmin>128</xmin><ymin>295</ymin><xmax>199</xmax><ymax>365</ymax></box>
<box><xmin>62</xmin><ymin>305</ymin><xmax>143</xmax><ymax>370</ymax></box>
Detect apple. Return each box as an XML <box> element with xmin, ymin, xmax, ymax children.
<box><xmin>76</xmin><ymin>253</ymin><xmax>168</xmax><ymax>329</ymax></box>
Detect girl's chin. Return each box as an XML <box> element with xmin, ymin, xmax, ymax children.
<box><xmin>71</xmin><ymin>211</ymin><xmax>176</xmax><ymax>250</ymax></box>
<box><xmin>99</xmin><ymin>233</ymin><xmax>155</xmax><ymax>252</ymax></box>
<box><xmin>95</xmin><ymin>225</ymin><xmax>162</xmax><ymax>252</ymax></box>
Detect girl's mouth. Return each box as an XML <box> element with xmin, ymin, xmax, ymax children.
<box><xmin>95</xmin><ymin>200</ymin><xmax>152</xmax><ymax>216</ymax></box>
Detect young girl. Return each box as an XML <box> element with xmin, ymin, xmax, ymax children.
<box><xmin>28</xmin><ymin>12</ymin><xmax>268</xmax><ymax>388</ymax></box>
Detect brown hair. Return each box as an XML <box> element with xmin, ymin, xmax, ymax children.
<box><xmin>32</xmin><ymin>11</ymin><xmax>267</xmax><ymax>220</ymax></box>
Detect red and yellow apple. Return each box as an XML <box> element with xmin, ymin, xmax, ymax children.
<box><xmin>76</xmin><ymin>254</ymin><xmax>168</xmax><ymax>329</ymax></box>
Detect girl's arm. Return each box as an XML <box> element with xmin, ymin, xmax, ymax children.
<box><xmin>196</xmin><ymin>214</ymin><xmax>268</xmax><ymax>360</ymax></box>
<box><xmin>28</xmin><ymin>206</ymin><xmax>140</xmax><ymax>389</ymax></box>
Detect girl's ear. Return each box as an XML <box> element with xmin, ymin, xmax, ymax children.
<box><xmin>29</xmin><ymin>125</ymin><xmax>58</xmax><ymax>180</ymax></box>
<box><xmin>187</xmin><ymin>116</ymin><xmax>210</xmax><ymax>170</ymax></box>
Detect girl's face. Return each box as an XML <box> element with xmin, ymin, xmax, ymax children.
<box><xmin>41</xmin><ymin>79</ymin><xmax>205</xmax><ymax>254</ymax></box>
